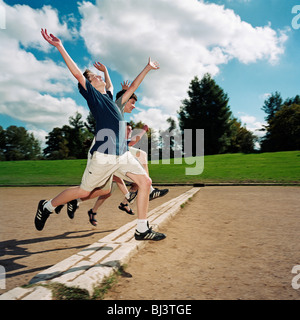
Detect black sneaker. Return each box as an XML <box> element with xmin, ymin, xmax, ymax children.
<box><xmin>128</xmin><ymin>190</ymin><xmax>138</xmax><ymax>204</ymax></box>
<box><xmin>134</xmin><ymin>227</ymin><xmax>166</xmax><ymax>241</ymax></box>
<box><xmin>55</xmin><ymin>204</ymin><xmax>64</xmax><ymax>214</ymax></box>
<box><xmin>34</xmin><ymin>200</ymin><xmax>52</xmax><ymax>231</ymax></box>
<box><xmin>149</xmin><ymin>188</ymin><xmax>169</xmax><ymax>201</ymax></box>
<box><xmin>67</xmin><ymin>199</ymin><xmax>78</xmax><ymax>219</ymax></box>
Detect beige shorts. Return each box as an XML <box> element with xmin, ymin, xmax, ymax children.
<box><xmin>129</xmin><ymin>146</ymin><xmax>140</xmax><ymax>157</ymax></box>
<box><xmin>80</xmin><ymin>151</ymin><xmax>147</xmax><ymax>192</ymax></box>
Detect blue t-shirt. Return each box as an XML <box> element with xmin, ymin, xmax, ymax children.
<box><xmin>78</xmin><ymin>80</ymin><xmax>127</xmax><ymax>155</ymax></box>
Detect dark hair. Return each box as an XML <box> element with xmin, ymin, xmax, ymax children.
<box><xmin>83</xmin><ymin>69</ymin><xmax>93</xmax><ymax>82</ymax></box>
<box><xmin>116</xmin><ymin>89</ymin><xmax>137</xmax><ymax>102</ymax></box>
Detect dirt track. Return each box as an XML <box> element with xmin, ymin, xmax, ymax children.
<box><xmin>0</xmin><ymin>185</ymin><xmax>190</xmax><ymax>294</ymax></box>
<box><xmin>104</xmin><ymin>186</ymin><xmax>300</xmax><ymax>300</ymax></box>
<box><xmin>1</xmin><ymin>186</ymin><xmax>300</xmax><ymax>300</ymax></box>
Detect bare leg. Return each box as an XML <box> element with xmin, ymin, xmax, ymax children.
<box><xmin>114</xmin><ymin>176</ymin><xmax>130</xmax><ymax>205</ymax></box>
<box><xmin>92</xmin><ymin>192</ymin><xmax>111</xmax><ymax>213</ymax></box>
<box><xmin>51</xmin><ymin>186</ymin><xmax>91</xmax><ymax>207</ymax></box>
<box><xmin>80</xmin><ymin>187</ymin><xmax>111</xmax><ymax>202</ymax></box>
<box><xmin>114</xmin><ymin>176</ymin><xmax>129</xmax><ymax>196</ymax></box>
<box><xmin>113</xmin><ymin>176</ymin><xmax>135</xmax><ymax>213</ymax></box>
<box><xmin>125</xmin><ymin>173</ymin><xmax>151</xmax><ymax>220</ymax></box>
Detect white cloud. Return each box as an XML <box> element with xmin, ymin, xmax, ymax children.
<box><xmin>239</xmin><ymin>114</ymin><xmax>266</xmax><ymax>138</ymax></box>
<box><xmin>0</xmin><ymin>1</ymin><xmax>87</xmax><ymax>145</ymax></box>
<box><xmin>260</xmin><ymin>93</ymin><xmax>272</xmax><ymax>100</ymax></box>
<box><xmin>0</xmin><ymin>0</ymin><xmax>75</xmax><ymax>51</ymax></box>
<box><xmin>27</xmin><ymin>127</ymin><xmax>48</xmax><ymax>149</ymax></box>
<box><xmin>130</xmin><ymin>108</ymin><xmax>173</xmax><ymax>132</ymax></box>
<box><xmin>0</xmin><ymin>92</ymin><xmax>88</xmax><ymax>132</ymax></box>
<box><xmin>0</xmin><ymin>0</ymin><xmax>290</xmax><ymax>146</ymax></box>
<box><xmin>78</xmin><ymin>0</ymin><xmax>288</xmax><ymax>123</ymax></box>
<box><xmin>240</xmin><ymin>115</ymin><xmax>256</xmax><ymax>124</ymax></box>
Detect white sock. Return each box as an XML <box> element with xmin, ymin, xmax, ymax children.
<box><xmin>137</xmin><ymin>219</ymin><xmax>148</xmax><ymax>233</ymax></box>
<box><xmin>149</xmin><ymin>186</ymin><xmax>155</xmax><ymax>193</ymax></box>
<box><xmin>77</xmin><ymin>198</ymin><xmax>82</xmax><ymax>204</ymax></box>
<box><xmin>125</xmin><ymin>192</ymin><xmax>131</xmax><ymax>200</ymax></box>
<box><xmin>44</xmin><ymin>199</ymin><xmax>55</xmax><ymax>212</ymax></box>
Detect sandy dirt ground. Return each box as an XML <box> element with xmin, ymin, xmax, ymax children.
<box><xmin>104</xmin><ymin>186</ymin><xmax>300</xmax><ymax>300</ymax></box>
<box><xmin>1</xmin><ymin>186</ymin><xmax>300</xmax><ymax>300</ymax></box>
<box><xmin>0</xmin><ymin>185</ymin><xmax>190</xmax><ymax>294</ymax></box>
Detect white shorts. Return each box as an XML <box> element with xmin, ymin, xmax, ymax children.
<box><xmin>129</xmin><ymin>146</ymin><xmax>140</xmax><ymax>157</ymax></box>
<box><xmin>80</xmin><ymin>151</ymin><xmax>147</xmax><ymax>192</ymax></box>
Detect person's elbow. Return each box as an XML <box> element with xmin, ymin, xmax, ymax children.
<box><xmin>74</xmin><ymin>72</ymin><xmax>83</xmax><ymax>82</ymax></box>
<box><xmin>106</xmin><ymin>84</ymin><xmax>113</xmax><ymax>92</ymax></box>
<box><xmin>75</xmin><ymin>73</ymin><xmax>86</xmax><ymax>88</ymax></box>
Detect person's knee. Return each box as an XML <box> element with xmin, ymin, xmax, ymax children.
<box><xmin>79</xmin><ymin>188</ymin><xmax>91</xmax><ymax>199</ymax></box>
<box><xmin>103</xmin><ymin>189</ymin><xmax>112</xmax><ymax>199</ymax></box>
<box><xmin>127</xmin><ymin>173</ymin><xmax>151</xmax><ymax>189</ymax></box>
<box><xmin>140</xmin><ymin>175</ymin><xmax>152</xmax><ymax>189</ymax></box>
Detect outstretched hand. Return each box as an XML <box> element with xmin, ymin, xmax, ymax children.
<box><xmin>148</xmin><ymin>57</ymin><xmax>160</xmax><ymax>70</ymax></box>
<box><xmin>93</xmin><ymin>61</ymin><xmax>107</xmax><ymax>72</ymax></box>
<box><xmin>121</xmin><ymin>80</ymin><xmax>131</xmax><ymax>90</ymax></box>
<box><xmin>41</xmin><ymin>28</ymin><xmax>62</xmax><ymax>47</ymax></box>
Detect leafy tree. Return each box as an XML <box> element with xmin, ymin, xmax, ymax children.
<box><xmin>284</xmin><ymin>95</ymin><xmax>300</xmax><ymax>106</ymax></box>
<box><xmin>166</xmin><ymin>117</ymin><xmax>176</xmax><ymax>132</ymax></box>
<box><xmin>261</xmin><ymin>91</ymin><xmax>282</xmax><ymax>122</ymax></box>
<box><xmin>3</xmin><ymin>126</ymin><xmax>41</xmax><ymax>160</ymax></box>
<box><xmin>44</xmin><ymin>112</ymin><xmax>92</xmax><ymax>159</ymax></box>
<box><xmin>228</xmin><ymin>118</ymin><xmax>257</xmax><ymax>153</ymax></box>
<box><xmin>261</xmin><ymin>92</ymin><xmax>300</xmax><ymax>152</ymax></box>
<box><xmin>0</xmin><ymin>126</ymin><xmax>6</xmax><ymax>161</ymax></box>
<box><xmin>178</xmin><ymin>74</ymin><xmax>233</xmax><ymax>155</ymax></box>
<box><xmin>43</xmin><ymin>126</ymin><xmax>70</xmax><ymax>159</ymax></box>
<box><xmin>85</xmin><ymin>111</ymin><xmax>96</xmax><ymax>135</ymax></box>
<box><xmin>261</xmin><ymin>104</ymin><xmax>300</xmax><ymax>152</ymax></box>
<box><xmin>68</xmin><ymin>112</ymin><xmax>88</xmax><ymax>159</ymax></box>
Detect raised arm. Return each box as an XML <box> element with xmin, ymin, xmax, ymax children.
<box><xmin>121</xmin><ymin>57</ymin><xmax>159</xmax><ymax>105</ymax></box>
<box><xmin>41</xmin><ymin>28</ymin><xmax>86</xmax><ymax>89</ymax></box>
<box><xmin>93</xmin><ymin>62</ymin><xmax>113</xmax><ymax>93</ymax></box>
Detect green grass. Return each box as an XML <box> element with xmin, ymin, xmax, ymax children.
<box><xmin>0</xmin><ymin>151</ymin><xmax>299</xmax><ymax>185</ymax></box>
<box><xmin>149</xmin><ymin>151</ymin><xmax>300</xmax><ymax>184</ymax></box>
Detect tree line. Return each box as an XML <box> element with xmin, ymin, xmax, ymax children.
<box><xmin>260</xmin><ymin>92</ymin><xmax>300</xmax><ymax>152</ymax></box>
<box><xmin>0</xmin><ymin>73</ymin><xmax>299</xmax><ymax>161</ymax></box>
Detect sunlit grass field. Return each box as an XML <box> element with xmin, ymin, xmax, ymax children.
<box><xmin>0</xmin><ymin>151</ymin><xmax>299</xmax><ymax>186</ymax></box>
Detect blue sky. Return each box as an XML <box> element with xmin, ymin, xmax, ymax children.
<box><xmin>0</xmin><ymin>0</ymin><xmax>299</xmax><ymax>146</ymax></box>
<box><xmin>212</xmin><ymin>0</ymin><xmax>300</xmax><ymax>131</ymax></box>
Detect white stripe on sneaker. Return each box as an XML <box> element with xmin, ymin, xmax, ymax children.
<box><xmin>37</xmin><ymin>210</ymin><xmax>42</xmax><ymax>220</ymax></box>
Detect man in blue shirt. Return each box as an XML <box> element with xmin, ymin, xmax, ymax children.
<box><xmin>35</xmin><ymin>29</ymin><xmax>166</xmax><ymax>241</ymax></box>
